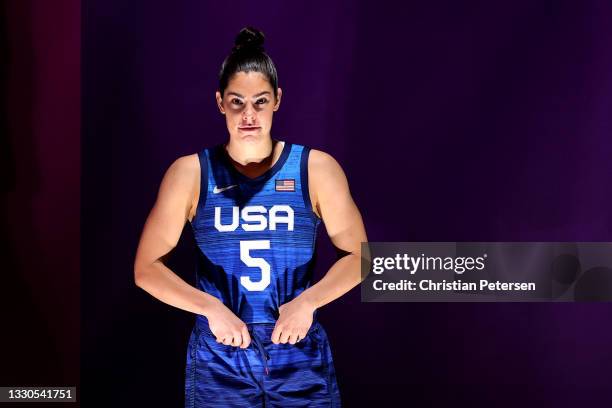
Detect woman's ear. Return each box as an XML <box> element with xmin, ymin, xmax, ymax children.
<box><xmin>215</xmin><ymin>91</ymin><xmax>225</xmax><ymax>114</ymax></box>
<box><xmin>273</xmin><ymin>88</ymin><xmax>282</xmax><ymax>111</ymax></box>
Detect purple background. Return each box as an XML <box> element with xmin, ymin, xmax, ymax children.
<box><xmin>81</xmin><ymin>1</ymin><xmax>612</xmax><ymax>407</ymax></box>
<box><xmin>1</xmin><ymin>0</ymin><xmax>80</xmax><ymax>400</ymax></box>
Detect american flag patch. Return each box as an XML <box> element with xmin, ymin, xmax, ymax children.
<box><xmin>275</xmin><ymin>178</ymin><xmax>295</xmax><ymax>192</ymax></box>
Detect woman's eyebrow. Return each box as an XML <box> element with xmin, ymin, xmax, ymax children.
<box><xmin>227</xmin><ymin>91</ymin><xmax>271</xmax><ymax>98</ymax></box>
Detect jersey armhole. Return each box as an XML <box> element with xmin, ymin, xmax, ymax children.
<box><xmin>300</xmin><ymin>146</ymin><xmax>321</xmax><ymax>221</ymax></box>
<box><xmin>192</xmin><ymin>148</ymin><xmax>209</xmax><ymax>223</ymax></box>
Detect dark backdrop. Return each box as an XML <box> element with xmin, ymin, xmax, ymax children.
<box><xmin>82</xmin><ymin>1</ymin><xmax>612</xmax><ymax>407</ymax></box>
<box><xmin>1</xmin><ymin>0</ymin><xmax>80</xmax><ymax>403</ymax></box>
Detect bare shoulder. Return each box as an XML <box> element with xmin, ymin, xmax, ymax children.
<box><xmin>308</xmin><ymin>148</ymin><xmax>348</xmax><ymax>188</ymax></box>
<box><xmin>307</xmin><ymin>149</ymin><xmax>350</xmax><ymax>218</ymax></box>
<box><xmin>157</xmin><ymin>153</ymin><xmax>201</xmax><ymax>221</ymax></box>
<box><xmin>308</xmin><ymin>148</ymin><xmax>338</xmax><ymax>168</ymax></box>
<box><xmin>162</xmin><ymin>153</ymin><xmax>200</xmax><ymax>186</ymax></box>
<box><xmin>170</xmin><ymin>153</ymin><xmax>200</xmax><ymax>173</ymax></box>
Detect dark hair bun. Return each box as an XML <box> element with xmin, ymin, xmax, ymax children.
<box><xmin>233</xmin><ymin>27</ymin><xmax>265</xmax><ymax>53</ymax></box>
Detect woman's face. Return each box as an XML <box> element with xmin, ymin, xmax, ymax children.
<box><xmin>216</xmin><ymin>71</ymin><xmax>282</xmax><ymax>145</ymax></box>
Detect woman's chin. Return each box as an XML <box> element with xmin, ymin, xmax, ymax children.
<box><xmin>232</xmin><ymin>131</ymin><xmax>266</xmax><ymax>143</ymax></box>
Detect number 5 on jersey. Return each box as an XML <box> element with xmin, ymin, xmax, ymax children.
<box><xmin>239</xmin><ymin>240</ymin><xmax>270</xmax><ymax>291</ymax></box>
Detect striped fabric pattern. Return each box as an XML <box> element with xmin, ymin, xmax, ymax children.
<box><xmin>184</xmin><ymin>141</ymin><xmax>342</xmax><ymax>406</ymax></box>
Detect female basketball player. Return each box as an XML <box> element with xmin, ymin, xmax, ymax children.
<box><xmin>134</xmin><ymin>26</ymin><xmax>367</xmax><ymax>407</ymax></box>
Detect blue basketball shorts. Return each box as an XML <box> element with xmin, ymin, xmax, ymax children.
<box><xmin>184</xmin><ymin>316</ymin><xmax>341</xmax><ymax>407</ymax></box>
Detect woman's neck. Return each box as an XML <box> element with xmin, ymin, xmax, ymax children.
<box><xmin>225</xmin><ymin>137</ymin><xmax>276</xmax><ymax>166</ymax></box>
<box><xmin>224</xmin><ymin>137</ymin><xmax>282</xmax><ymax>178</ymax></box>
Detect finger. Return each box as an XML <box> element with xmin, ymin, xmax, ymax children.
<box><xmin>240</xmin><ymin>325</ymin><xmax>251</xmax><ymax>349</ymax></box>
<box><xmin>271</xmin><ymin>324</ymin><xmax>283</xmax><ymax>344</ymax></box>
<box><xmin>222</xmin><ymin>336</ymin><xmax>232</xmax><ymax>345</ymax></box>
<box><xmin>280</xmin><ymin>329</ymin><xmax>291</xmax><ymax>344</ymax></box>
<box><xmin>231</xmin><ymin>331</ymin><xmax>242</xmax><ymax>347</ymax></box>
<box><xmin>288</xmin><ymin>333</ymin><xmax>298</xmax><ymax>345</ymax></box>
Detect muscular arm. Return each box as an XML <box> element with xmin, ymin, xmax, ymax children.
<box><xmin>299</xmin><ymin>149</ymin><xmax>367</xmax><ymax>309</ymax></box>
<box><xmin>134</xmin><ymin>155</ymin><xmax>251</xmax><ymax>348</ymax></box>
<box><xmin>134</xmin><ymin>155</ymin><xmax>218</xmax><ymax>315</ymax></box>
<box><xmin>272</xmin><ymin>149</ymin><xmax>367</xmax><ymax>344</ymax></box>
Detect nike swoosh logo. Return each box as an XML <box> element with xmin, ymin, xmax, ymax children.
<box><xmin>213</xmin><ymin>184</ymin><xmax>238</xmax><ymax>194</ymax></box>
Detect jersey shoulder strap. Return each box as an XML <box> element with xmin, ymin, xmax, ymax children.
<box><xmin>194</xmin><ymin>147</ymin><xmax>209</xmax><ymax>218</ymax></box>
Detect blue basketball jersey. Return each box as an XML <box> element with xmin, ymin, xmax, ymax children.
<box><xmin>189</xmin><ymin>141</ymin><xmax>321</xmax><ymax>324</ymax></box>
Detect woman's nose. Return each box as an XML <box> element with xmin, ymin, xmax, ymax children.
<box><xmin>243</xmin><ymin>106</ymin><xmax>256</xmax><ymax>122</ymax></box>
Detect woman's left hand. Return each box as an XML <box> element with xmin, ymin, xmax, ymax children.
<box><xmin>271</xmin><ymin>297</ymin><xmax>316</xmax><ymax>345</ymax></box>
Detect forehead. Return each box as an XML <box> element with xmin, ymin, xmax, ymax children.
<box><xmin>226</xmin><ymin>71</ymin><xmax>273</xmax><ymax>96</ymax></box>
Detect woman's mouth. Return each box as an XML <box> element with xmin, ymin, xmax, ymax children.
<box><xmin>238</xmin><ymin>126</ymin><xmax>261</xmax><ymax>132</ymax></box>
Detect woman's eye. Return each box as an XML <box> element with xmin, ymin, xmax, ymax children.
<box><xmin>256</xmin><ymin>98</ymin><xmax>268</xmax><ymax>105</ymax></box>
<box><xmin>231</xmin><ymin>98</ymin><xmax>243</xmax><ymax>105</ymax></box>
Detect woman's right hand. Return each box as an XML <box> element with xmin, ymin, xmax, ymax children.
<box><xmin>206</xmin><ymin>299</ymin><xmax>251</xmax><ymax>349</ymax></box>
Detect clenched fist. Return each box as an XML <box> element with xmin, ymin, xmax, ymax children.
<box><xmin>271</xmin><ymin>296</ymin><xmax>316</xmax><ymax>345</ymax></box>
<box><xmin>207</xmin><ymin>299</ymin><xmax>251</xmax><ymax>349</ymax></box>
